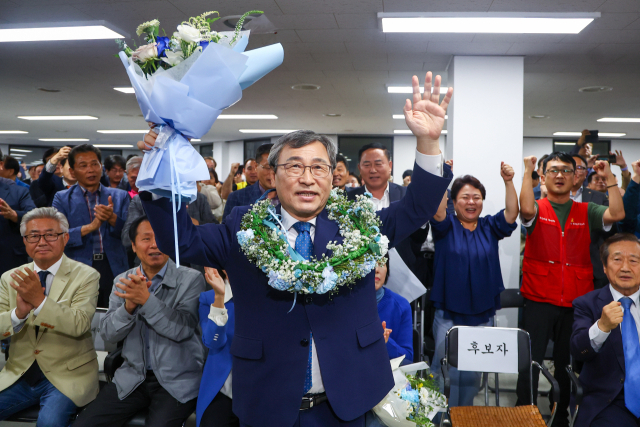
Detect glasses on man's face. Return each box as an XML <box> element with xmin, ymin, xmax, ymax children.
<box><xmin>576</xmin><ymin>166</ymin><xmax>587</xmax><ymax>171</ymax></box>
<box><xmin>258</xmin><ymin>163</ymin><xmax>272</xmax><ymax>171</ymax></box>
<box><xmin>546</xmin><ymin>168</ymin><xmax>574</xmax><ymax>176</ymax></box>
<box><xmin>277</xmin><ymin>162</ymin><xmax>332</xmax><ymax>178</ymax></box>
<box><xmin>24</xmin><ymin>232</ymin><xmax>65</xmax><ymax>244</ymax></box>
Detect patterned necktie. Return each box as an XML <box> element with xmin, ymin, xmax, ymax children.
<box><xmin>292</xmin><ymin>221</ymin><xmax>314</xmax><ymax>394</ymax></box>
<box><xmin>35</xmin><ymin>271</ymin><xmax>49</xmax><ymax>338</ymax></box>
<box><xmin>620</xmin><ymin>297</ymin><xmax>640</xmax><ymax>417</ymax></box>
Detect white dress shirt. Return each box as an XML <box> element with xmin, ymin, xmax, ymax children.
<box><xmin>11</xmin><ymin>256</ymin><xmax>63</xmax><ymax>332</ymax></box>
<box><xmin>570</xmin><ymin>186</ymin><xmax>584</xmax><ymax>202</ymax></box>
<box><xmin>366</xmin><ymin>183</ymin><xmax>390</xmax><ymax>211</ymax></box>
<box><xmin>589</xmin><ymin>285</ymin><xmax>640</xmax><ymax>352</ymax></box>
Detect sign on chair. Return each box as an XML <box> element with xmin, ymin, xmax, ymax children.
<box><xmin>457</xmin><ymin>327</ymin><xmax>519</xmax><ymax>374</ymax></box>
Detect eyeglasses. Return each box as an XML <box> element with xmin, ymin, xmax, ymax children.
<box><xmin>258</xmin><ymin>163</ymin><xmax>272</xmax><ymax>171</ymax></box>
<box><xmin>546</xmin><ymin>169</ymin><xmax>574</xmax><ymax>176</ymax></box>
<box><xmin>24</xmin><ymin>232</ymin><xmax>65</xmax><ymax>243</ymax></box>
<box><xmin>576</xmin><ymin>166</ymin><xmax>587</xmax><ymax>171</ymax></box>
<box><xmin>276</xmin><ymin>162</ymin><xmax>332</xmax><ymax>178</ymax></box>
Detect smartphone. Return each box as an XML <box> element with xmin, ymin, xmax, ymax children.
<box><xmin>585</xmin><ymin>130</ymin><xmax>599</xmax><ymax>142</ymax></box>
<box><xmin>602</xmin><ymin>154</ymin><xmax>617</xmax><ymax>163</ymax></box>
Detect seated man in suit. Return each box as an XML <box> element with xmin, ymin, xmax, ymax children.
<box><xmin>53</xmin><ymin>144</ymin><xmax>130</xmax><ymax>308</ymax></box>
<box><xmin>571</xmin><ymin>232</ymin><xmax>640</xmax><ymax>427</ymax></box>
<box><xmin>73</xmin><ymin>216</ymin><xmax>205</xmax><ymax>427</ymax></box>
<box><xmin>0</xmin><ymin>207</ymin><xmax>100</xmax><ymax>426</ymax></box>
<box><xmin>137</xmin><ymin>72</ymin><xmax>452</xmax><ymax>427</ymax></box>
<box><xmin>222</xmin><ymin>143</ymin><xmax>275</xmax><ymax>222</ymax></box>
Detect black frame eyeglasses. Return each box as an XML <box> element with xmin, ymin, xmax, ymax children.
<box><xmin>24</xmin><ymin>232</ymin><xmax>66</xmax><ymax>243</ymax></box>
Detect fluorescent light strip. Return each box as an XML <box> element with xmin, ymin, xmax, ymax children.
<box><xmin>553</xmin><ymin>132</ymin><xmax>626</xmax><ymax>137</ymax></box>
<box><xmin>94</xmin><ymin>144</ymin><xmax>134</xmax><ymax>148</ymax></box>
<box><xmin>393</xmin><ymin>114</ymin><xmax>447</xmax><ymax>119</ymax></box>
<box><xmin>388</xmin><ymin>86</ymin><xmax>450</xmax><ymax>94</ymax></box>
<box><xmin>239</xmin><ymin>129</ymin><xmax>297</xmax><ymax>134</ymax></box>
<box><xmin>114</xmin><ymin>87</ymin><xmax>135</xmax><ymax>94</ymax></box>
<box><xmin>39</xmin><ymin>138</ymin><xmax>90</xmax><ymax>142</ymax></box>
<box><xmin>394</xmin><ymin>130</ymin><xmax>447</xmax><ymax>134</ymax></box>
<box><xmin>219</xmin><ymin>115</ymin><xmax>278</xmax><ymax>119</ymax></box>
<box><xmin>555</xmin><ymin>142</ymin><xmax>577</xmax><ymax>146</ymax></box>
<box><xmin>18</xmin><ymin>116</ymin><xmax>97</xmax><ymax>120</ymax></box>
<box><xmin>97</xmin><ymin>130</ymin><xmax>148</xmax><ymax>134</ymax></box>
<box><xmin>381</xmin><ymin>17</ymin><xmax>594</xmax><ymax>34</ymax></box>
<box><xmin>0</xmin><ymin>130</ymin><xmax>28</xmax><ymax>134</ymax></box>
<box><xmin>11</xmin><ymin>154</ymin><xmax>26</xmax><ymax>157</ymax></box>
<box><xmin>191</xmin><ymin>139</ymin><xmax>202</xmax><ymax>142</ymax></box>
<box><xmin>10</xmin><ymin>149</ymin><xmax>32</xmax><ymax>153</ymax></box>
<box><xmin>597</xmin><ymin>118</ymin><xmax>640</xmax><ymax>123</ymax></box>
<box><xmin>0</xmin><ymin>25</ymin><xmax>124</xmax><ymax>42</ymax></box>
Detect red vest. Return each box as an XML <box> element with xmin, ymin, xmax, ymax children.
<box><xmin>521</xmin><ymin>198</ymin><xmax>593</xmax><ymax>307</ymax></box>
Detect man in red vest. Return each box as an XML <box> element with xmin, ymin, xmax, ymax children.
<box><xmin>516</xmin><ymin>151</ymin><xmax>625</xmax><ymax>427</ymax></box>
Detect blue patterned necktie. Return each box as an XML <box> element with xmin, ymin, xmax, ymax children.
<box><xmin>293</xmin><ymin>221</ymin><xmax>314</xmax><ymax>394</ymax></box>
<box><xmin>620</xmin><ymin>297</ymin><xmax>640</xmax><ymax>417</ymax></box>
<box><xmin>35</xmin><ymin>271</ymin><xmax>49</xmax><ymax>337</ymax></box>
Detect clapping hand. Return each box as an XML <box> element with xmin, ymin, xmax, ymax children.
<box><xmin>9</xmin><ymin>267</ymin><xmax>45</xmax><ymax>309</ymax></box>
<box><xmin>599</xmin><ymin>300</ymin><xmax>624</xmax><ymax>333</ymax></box>
<box><xmin>382</xmin><ymin>320</ymin><xmax>392</xmax><ymax>344</ymax></box>
<box><xmin>403</xmin><ymin>72</ymin><xmax>453</xmax><ymax>142</ymax></box>
<box><xmin>0</xmin><ymin>198</ymin><xmax>17</xmax><ymax>223</ymax></box>
<box><xmin>15</xmin><ymin>294</ymin><xmax>34</xmax><ymax>320</ymax></box>
<box><xmin>94</xmin><ymin>196</ymin><xmax>115</xmax><ymax>226</ymax></box>
<box><xmin>500</xmin><ymin>162</ymin><xmax>515</xmax><ymax>182</ymax></box>
<box><xmin>205</xmin><ymin>267</ymin><xmax>226</xmax><ymax>309</ymax></box>
<box><xmin>115</xmin><ymin>267</ymin><xmax>152</xmax><ymax>314</ymax></box>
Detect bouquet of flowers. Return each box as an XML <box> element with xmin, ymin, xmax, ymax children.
<box><xmin>373</xmin><ymin>357</ymin><xmax>447</xmax><ymax>427</ymax></box>
<box><xmin>117</xmin><ymin>10</ymin><xmax>284</xmax><ymax>263</ymax></box>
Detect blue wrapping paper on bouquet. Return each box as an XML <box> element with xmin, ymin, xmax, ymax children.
<box><xmin>118</xmin><ymin>31</ymin><xmax>284</xmax><ymax>263</ymax></box>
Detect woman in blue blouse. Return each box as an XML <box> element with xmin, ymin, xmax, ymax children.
<box><xmin>375</xmin><ymin>256</ymin><xmax>414</xmax><ymax>361</ymax></box>
<box><xmin>430</xmin><ymin>162</ymin><xmax>519</xmax><ymax>407</ymax></box>
<box><xmin>197</xmin><ymin>268</ymin><xmax>238</xmax><ymax>427</ymax></box>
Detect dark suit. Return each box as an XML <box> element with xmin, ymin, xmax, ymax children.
<box><xmin>29</xmin><ymin>168</ymin><xmax>65</xmax><ymax>208</ymax></box>
<box><xmin>0</xmin><ymin>179</ymin><xmax>36</xmax><ymax>276</ymax></box>
<box><xmin>222</xmin><ymin>182</ymin><xmax>263</xmax><ymax>223</ymax></box>
<box><xmin>141</xmin><ymin>163</ymin><xmax>451</xmax><ymax>427</ymax></box>
<box><xmin>571</xmin><ymin>286</ymin><xmax>640</xmax><ymax>427</ymax></box>
<box><xmin>581</xmin><ymin>188</ymin><xmax>612</xmax><ymax>290</ymax></box>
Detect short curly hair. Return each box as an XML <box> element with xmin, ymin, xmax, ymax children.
<box><xmin>451</xmin><ymin>175</ymin><xmax>486</xmax><ymax>201</ymax></box>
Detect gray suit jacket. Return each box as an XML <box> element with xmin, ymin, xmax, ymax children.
<box><xmin>100</xmin><ymin>259</ymin><xmax>206</xmax><ymax>402</ymax></box>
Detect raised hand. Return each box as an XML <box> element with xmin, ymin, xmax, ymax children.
<box><xmin>594</xmin><ymin>160</ymin><xmax>614</xmax><ymax>182</ymax></box>
<box><xmin>500</xmin><ymin>162</ymin><xmax>515</xmax><ymax>182</ymax></box>
<box><xmin>403</xmin><ymin>72</ymin><xmax>453</xmax><ymax>142</ymax></box>
<box><xmin>523</xmin><ymin>156</ymin><xmax>537</xmax><ymax>174</ymax></box>
<box><xmin>382</xmin><ymin>320</ymin><xmax>392</xmax><ymax>344</ymax></box>
<box><xmin>9</xmin><ymin>267</ymin><xmax>45</xmax><ymax>307</ymax></box>
<box><xmin>631</xmin><ymin>160</ymin><xmax>640</xmax><ymax>184</ymax></box>
<box><xmin>599</xmin><ymin>300</ymin><xmax>623</xmax><ymax>333</ymax></box>
<box><xmin>612</xmin><ymin>150</ymin><xmax>627</xmax><ymax>169</ymax></box>
<box><xmin>205</xmin><ymin>267</ymin><xmax>225</xmax><ymax>295</ymax></box>
<box><xmin>445</xmin><ymin>159</ymin><xmax>453</xmax><ymax>172</ymax></box>
<box><xmin>50</xmin><ymin>146</ymin><xmax>72</xmax><ymax>165</ymax></box>
<box><xmin>0</xmin><ymin>198</ymin><xmax>17</xmax><ymax>223</ymax></box>
<box><xmin>15</xmin><ymin>294</ymin><xmax>34</xmax><ymax>320</ymax></box>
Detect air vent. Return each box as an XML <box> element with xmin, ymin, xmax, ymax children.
<box><xmin>579</xmin><ymin>86</ymin><xmax>612</xmax><ymax>93</ymax></box>
<box><xmin>324</xmin><ymin>113</ymin><xmax>342</xmax><ymax>117</ymax></box>
<box><xmin>37</xmin><ymin>88</ymin><xmax>60</xmax><ymax>93</ymax></box>
<box><xmin>529</xmin><ymin>115</ymin><xmax>549</xmax><ymax>119</ymax></box>
<box><xmin>292</xmin><ymin>84</ymin><xmax>321</xmax><ymax>91</ymax></box>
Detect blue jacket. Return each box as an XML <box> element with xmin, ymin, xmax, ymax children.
<box><xmin>52</xmin><ymin>184</ymin><xmax>130</xmax><ymax>276</ymax></box>
<box><xmin>222</xmin><ymin>182</ymin><xmax>263</xmax><ymax>223</ymax></box>
<box><xmin>0</xmin><ymin>178</ymin><xmax>36</xmax><ymax>275</ymax></box>
<box><xmin>196</xmin><ymin>290</ymin><xmax>234</xmax><ymax>427</ymax></box>
<box><xmin>140</xmin><ymin>162</ymin><xmax>450</xmax><ymax>427</ymax></box>
<box><xmin>377</xmin><ymin>288</ymin><xmax>413</xmax><ymax>361</ymax></box>
<box><xmin>571</xmin><ymin>286</ymin><xmax>627</xmax><ymax>427</ymax></box>
<box><xmin>30</xmin><ymin>168</ymin><xmax>65</xmax><ymax>208</ymax></box>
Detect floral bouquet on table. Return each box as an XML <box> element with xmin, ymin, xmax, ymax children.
<box><xmin>117</xmin><ymin>10</ymin><xmax>284</xmax><ymax>263</ymax></box>
<box><xmin>373</xmin><ymin>356</ymin><xmax>447</xmax><ymax>427</ymax></box>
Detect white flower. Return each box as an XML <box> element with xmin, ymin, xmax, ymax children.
<box><xmin>176</xmin><ymin>24</ymin><xmax>202</xmax><ymax>43</ymax></box>
<box><xmin>162</xmin><ymin>50</ymin><xmax>184</xmax><ymax>66</ymax></box>
<box><xmin>132</xmin><ymin>43</ymin><xmax>158</xmax><ymax>62</ymax></box>
<box><xmin>136</xmin><ymin>19</ymin><xmax>159</xmax><ymax>36</ymax></box>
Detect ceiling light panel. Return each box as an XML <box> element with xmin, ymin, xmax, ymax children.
<box><xmin>239</xmin><ymin>129</ymin><xmax>297</xmax><ymax>133</ymax></box>
<box><xmin>10</xmin><ymin>149</ymin><xmax>32</xmax><ymax>153</ymax></box>
<box><xmin>553</xmin><ymin>132</ymin><xmax>626</xmax><ymax>137</ymax></box>
<box><xmin>379</xmin><ymin>13</ymin><xmax>599</xmax><ymax>34</ymax></box>
<box><xmin>94</xmin><ymin>144</ymin><xmax>134</xmax><ymax>148</ymax></box>
<box><xmin>0</xmin><ymin>130</ymin><xmax>28</xmax><ymax>134</ymax></box>
<box><xmin>114</xmin><ymin>87</ymin><xmax>135</xmax><ymax>93</ymax></box>
<box><xmin>39</xmin><ymin>138</ymin><xmax>90</xmax><ymax>141</ymax></box>
<box><xmin>97</xmin><ymin>130</ymin><xmax>148</xmax><ymax>134</ymax></box>
<box><xmin>0</xmin><ymin>25</ymin><xmax>124</xmax><ymax>42</ymax></box>
<box><xmin>597</xmin><ymin>118</ymin><xmax>640</xmax><ymax>123</ymax></box>
<box><xmin>18</xmin><ymin>116</ymin><xmax>97</xmax><ymax>120</ymax></box>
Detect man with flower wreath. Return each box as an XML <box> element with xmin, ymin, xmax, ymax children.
<box><xmin>137</xmin><ymin>72</ymin><xmax>453</xmax><ymax>427</ymax></box>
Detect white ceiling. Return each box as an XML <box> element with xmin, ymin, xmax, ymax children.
<box><xmin>2</xmin><ymin>0</ymin><xmax>640</xmax><ymax>148</ymax></box>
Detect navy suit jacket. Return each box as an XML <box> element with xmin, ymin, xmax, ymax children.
<box><xmin>141</xmin><ymin>163</ymin><xmax>451</xmax><ymax>427</ymax></box>
<box><xmin>0</xmin><ymin>179</ymin><xmax>36</xmax><ymax>275</ymax></box>
<box><xmin>30</xmin><ymin>168</ymin><xmax>65</xmax><ymax>208</ymax></box>
<box><xmin>222</xmin><ymin>182</ymin><xmax>263</xmax><ymax>223</ymax></box>
<box><xmin>571</xmin><ymin>286</ymin><xmax>627</xmax><ymax>427</ymax></box>
<box><xmin>196</xmin><ymin>290</ymin><xmax>234</xmax><ymax>427</ymax></box>
<box><xmin>52</xmin><ymin>184</ymin><xmax>130</xmax><ymax>277</ymax></box>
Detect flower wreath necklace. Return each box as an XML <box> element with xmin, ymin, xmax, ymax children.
<box><xmin>236</xmin><ymin>188</ymin><xmax>390</xmax><ymax>297</ymax></box>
